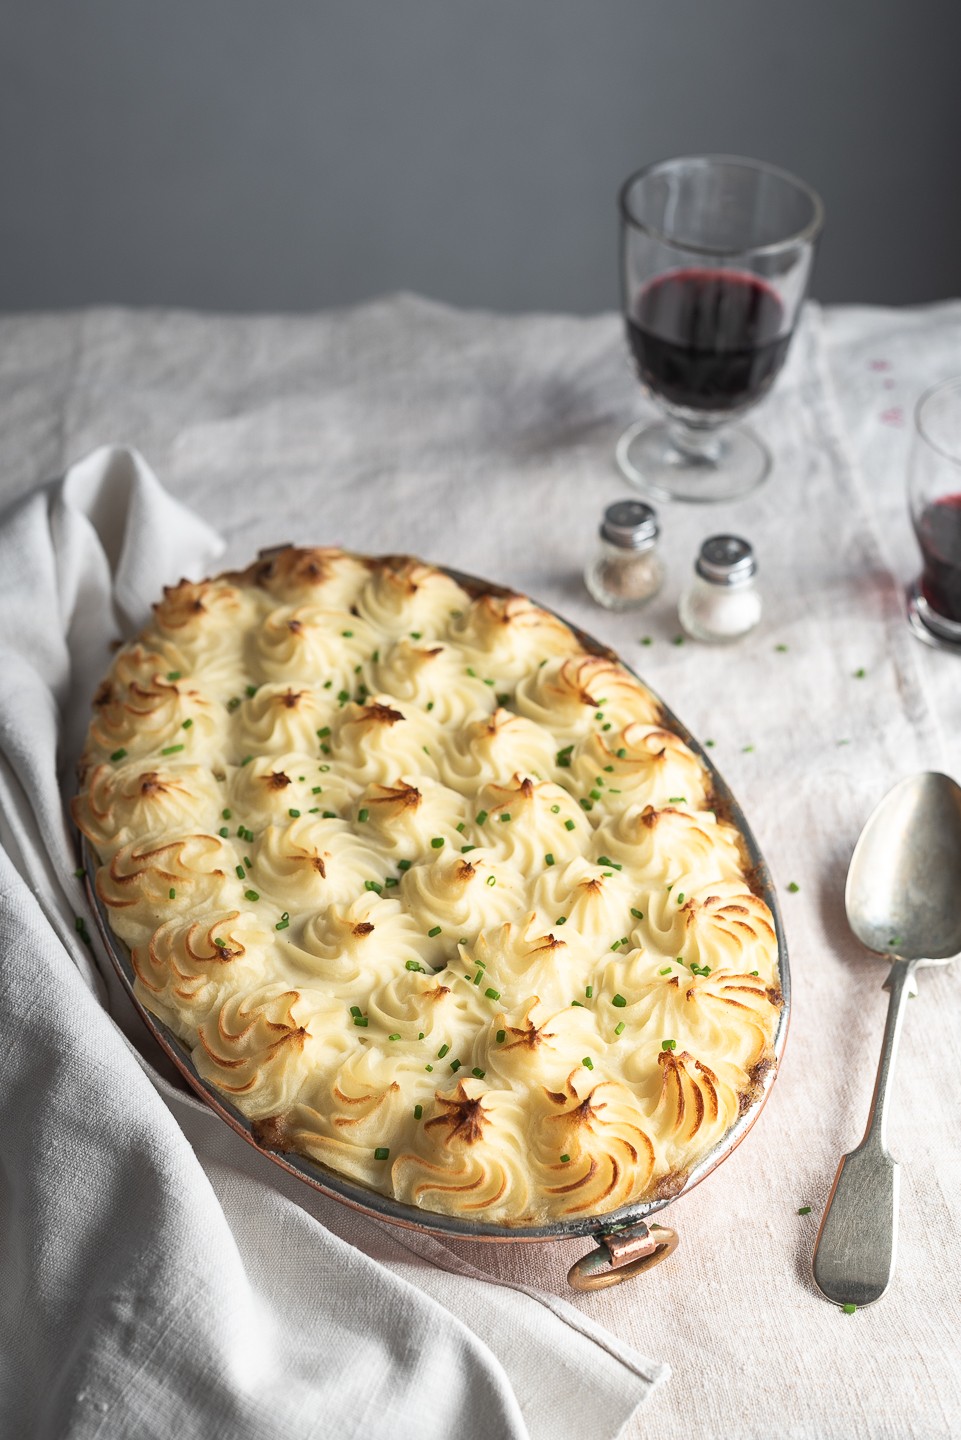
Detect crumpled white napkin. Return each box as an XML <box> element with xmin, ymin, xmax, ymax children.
<box><xmin>0</xmin><ymin>445</ymin><xmax>669</xmax><ymax>1440</ymax></box>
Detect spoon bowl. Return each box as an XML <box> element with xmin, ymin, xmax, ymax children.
<box><xmin>814</xmin><ymin>771</ymin><xmax>961</xmax><ymax>1308</ymax></box>
<box><xmin>845</xmin><ymin>771</ymin><xmax>961</xmax><ymax>962</ymax></box>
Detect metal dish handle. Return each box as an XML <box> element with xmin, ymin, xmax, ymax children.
<box><xmin>567</xmin><ymin>1221</ymin><xmax>679</xmax><ymax>1291</ymax></box>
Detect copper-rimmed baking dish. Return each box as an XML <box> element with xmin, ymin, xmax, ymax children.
<box><xmin>80</xmin><ymin>565</ymin><xmax>790</xmax><ymax>1290</ymax></box>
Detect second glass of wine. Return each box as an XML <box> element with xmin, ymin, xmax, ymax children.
<box><xmin>907</xmin><ymin>376</ymin><xmax>961</xmax><ymax>653</ymax></box>
<box><xmin>617</xmin><ymin>155</ymin><xmax>824</xmax><ymax>503</ymax></box>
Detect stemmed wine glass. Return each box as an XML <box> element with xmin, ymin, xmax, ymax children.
<box><xmin>617</xmin><ymin>155</ymin><xmax>824</xmax><ymax>503</ymax></box>
<box><xmin>907</xmin><ymin>376</ymin><xmax>961</xmax><ymax>652</ymax></box>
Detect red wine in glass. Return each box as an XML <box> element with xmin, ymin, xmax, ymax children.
<box><xmin>915</xmin><ymin>492</ymin><xmax>961</xmax><ymax>623</ymax></box>
<box><xmin>626</xmin><ymin>268</ymin><xmax>791</xmax><ymax>413</ymax></box>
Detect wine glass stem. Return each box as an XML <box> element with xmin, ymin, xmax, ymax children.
<box><xmin>668</xmin><ymin>419</ymin><xmax>723</xmax><ymax>466</ymax></box>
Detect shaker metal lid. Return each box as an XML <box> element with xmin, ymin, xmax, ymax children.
<box><xmin>601</xmin><ymin>499</ymin><xmax>659</xmax><ymax>550</ymax></box>
<box><xmin>695</xmin><ymin>534</ymin><xmax>756</xmax><ymax>585</ymax></box>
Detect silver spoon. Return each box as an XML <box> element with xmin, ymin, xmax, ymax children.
<box><xmin>812</xmin><ymin>771</ymin><xmax>961</xmax><ymax>1308</ymax></box>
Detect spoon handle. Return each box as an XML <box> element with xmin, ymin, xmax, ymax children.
<box><xmin>812</xmin><ymin>959</ymin><xmax>919</xmax><ymax>1308</ymax></box>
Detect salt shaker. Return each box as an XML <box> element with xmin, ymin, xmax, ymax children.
<box><xmin>678</xmin><ymin>535</ymin><xmax>761</xmax><ymax>642</ymax></box>
<box><xmin>584</xmin><ymin>500</ymin><xmax>664</xmax><ymax>610</ymax></box>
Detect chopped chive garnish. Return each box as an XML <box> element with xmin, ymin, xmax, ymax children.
<box><xmin>579</xmin><ymin>798</ymin><xmax>593</xmax><ymax>811</ymax></box>
<box><xmin>475</xmin><ymin>810</ymin><xmax>488</xmax><ymax>825</ymax></box>
<box><xmin>797</xmin><ymin>1206</ymin><xmax>812</xmax><ymax>1216</ymax></box>
<box><xmin>676</xmin><ymin>892</ymin><xmax>685</xmax><ymax>904</ymax></box>
<box><xmin>497</xmin><ymin>693</ymin><xmax>510</xmax><ymax>706</ymax></box>
<box><xmin>483</xmin><ymin>677</ymin><xmax>495</xmax><ymax>686</ymax></box>
<box><xmin>564</xmin><ymin>819</ymin><xmax>575</xmax><ymax>831</ymax></box>
<box><xmin>240</xmin><ymin>755</ymin><xmax>253</xmax><ymax>766</ymax></box>
<box><xmin>560</xmin><ymin>1153</ymin><xmax>571</xmax><ymax>1163</ymax></box>
<box><xmin>555</xmin><ymin>915</ymin><xmax>566</xmax><ymax>925</ymax></box>
<box><xmin>615</xmin><ymin>1021</ymin><xmax>626</xmax><ymax>1036</ymax></box>
<box><xmin>365</xmin><ymin>880</ymin><xmax>383</xmax><ymax>895</ymax></box>
<box><xmin>842</xmin><ymin>1303</ymin><xmax>857</xmax><ymax>1315</ymax></box>
<box><xmin>350</xmin><ymin>1005</ymin><xmax>362</xmax><ymax>1017</ymax></box>
<box><xmin>166</xmin><ymin>671</ymin><xmax>181</xmax><ymax>681</ymax></box>
<box><xmin>312</xmin><ymin>786</ymin><xmax>322</xmax><ymax>794</ymax></box>
<box><xmin>496</xmin><ymin>1029</ymin><xmax>506</xmax><ymax>1043</ymax></box>
<box><xmin>751</xmin><ymin>970</ymin><xmax>759</xmax><ymax>977</ymax></box>
<box><xmin>853</xmin><ymin>667</ymin><xmax>866</xmax><ymax>679</ymax></box>
<box><xmin>467</xmin><ymin>667</ymin><xmax>477</xmax><ymax>677</ymax></box>
<box><xmin>461</xmin><ymin>844</ymin><xmax>476</xmax><ymax>853</ymax></box>
<box><xmin>630</xmin><ymin>907</ymin><xmax>644</xmax><ymax>920</ymax></box>
<box><xmin>788</xmin><ymin>881</ymin><xmax>800</xmax><ymax>893</ymax></box>
<box><xmin>426</xmin><ymin>701</ymin><xmax>434</xmax><ymax>711</ymax></box>
<box><xmin>437</xmin><ymin>1043</ymin><xmax>450</xmax><ymax>1058</ymax></box>
<box><xmin>244</xmin><ymin>889</ymin><xmax>259</xmax><ymax>902</ymax></box>
<box><xmin>485</xmin><ymin>987</ymin><xmax>501</xmax><ymax>1001</ymax></box>
<box><xmin>288</xmin><ymin>808</ymin><xmax>300</xmax><ymax>818</ymax></box>
<box><xmin>168</xmin><ymin>888</ymin><xmax>176</xmax><ymax>900</ymax></box>
<box><xmin>414</xmin><ymin>1104</ymin><xmax>423</xmax><ymax>1119</ymax></box>
<box><xmin>581</xmin><ymin>1057</ymin><xmax>594</xmax><ymax>1070</ymax></box>
<box><xmin>397</xmin><ymin>859</ymin><xmax>412</xmax><ymax>871</ymax></box>
<box><xmin>661</xmin><ymin>1039</ymin><xmax>676</xmax><ymax>1051</ymax></box>
<box><xmin>235</xmin><ymin>865</ymin><xmax>245</xmax><ymax>880</ymax></box>
<box><xmin>319</xmin><ymin>763</ymin><xmax>330</xmax><ymax>772</ymax></box>
<box><xmin>213</xmin><ymin>937</ymin><xmax>226</xmax><ymax>948</ymax></box>
<box><xmin>589</xmin><ymin>789</ymin><xmax>601</xmax><ymax>802</ymax></box>
<box><xmin>486</xmin><ymin>875</ymin><xmax>496</xmax><ymax>887</ymax></box>
<box><xmin>550</xmin><ymin>804</ymin><xmax>560</xmax><ymax>813</ymax></box>
<box><xmin>227</xmin><ymin>696</ymin><xmax>241</xmax><ymax>711</ymax></box>
<box><xmin>275</xmin><ymin>912</ymin><xmax>290</xmax><ymax>931</ymax></box>
<box><xmin>182</xmin><ymin>718</ymin><xmax>193</xmax><ymax>730</ymax></box>
<box><xmin>405</xmin><ymin>960</ymin><xmax>425</xmax><ymax>972</ymax></box>
<box><xmin>612</xmin><ymin>994</ymin><xmax>627</xmax><ymax>1008</ymax></box>
<box><xmin>74</xmin><ymin>868</ymin><xmax>85</xmax><ymax>879</ymax></box>
<box><xmin>341</xmin><ymin>630</ymin><xmax>353</xmax><ymax>638</ymax></box>
<box><xmin>668</xmin><ymin>796</ymin><xmax>686</xmax><ymax>804</ymax></box>
<box><xmin>659</xmin><ymin>966</ymin><xmax>672</xmax><ymax>975</ymax></box>
<box><xmin>410</xmin><ymin>631</ymin><xmax>422</xmax><ymax>640</ymax></box>
<box><xmin>110</xmin><ymin>748</ymin><xmax>127</xmax><ymax>762</ymax></box>
<box><xmin>384</xmin><ymin>876</ymin><xmax>399</xmax><ymax>888</ymax></box>
<box><xmin>374</xmin><ymin>1147</ymin><xmax>389</xmax><ymax>1160</ymax></box>
<box><xmin>353</xmin><ymin>1016</ymin><xmax>369</xmax><ymax>1027</ymax></box>
<box><xmin>456</xmin><ymin>821</ymin><xmax>466</xmax><ymax>834</ymax></box>
<box><xmin>545</xmin><ymin>853</ymin><xmax>555</xmax><ymax>867</ymax></box>
<box><xmin>775</xmin><ymin>643</ymin><xmax>789</xmax><ymax>652</ymax></box>
<box><xmin>425</xmin><ymin>1063</ymin><xmax>433</xmax><ymax>1072</ymax></box>
<box><xmin>449</xmin><ymin>1059</ymin><xmax>462</xmax><ymax>1072</ymax></box>
<box><xmin>571</xmin><ymin>1000</ymin><xmax>584</xmax><ymax>1008</ymax></box>
<box><xmin>430</xmin><ymin>837</ymin><xmax>444</xmax><ymax>848</ymax></box>
<box><xmin>705</xmin><ymin>739</ymin><xmax>716</xmax><ymax>748</ymax></box>
<box><xmin>388</xmin><ymin>1033</ymin><xmax>401</xmax><ymax>1041</ymax></box>
<box><xmin>585</xmin><ymin>985</ymin><xmax>593</xmax><ymax>999</ymax></box>
<box><xmin>428</xmin><ymin>925</ymin><xmax>442</xmax><ymax>938</ymax></box>
<box><xmin>219</xmin><ymin>827</ymin><xmax>229</xmax><ymax>838</ymax></box>
<box><xmin>499</xmin><ymin>813</ymin><xmax>511</xmax><ymax>823</ymax></box>
<box><xmin>357</xmin><ymin>808</ymin><xmax>369</xmax><ymax>823</ymax></box>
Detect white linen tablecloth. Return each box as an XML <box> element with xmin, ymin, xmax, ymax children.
<box><xmin>0</xmin><ymin>294</ymin><xmax>959</xmax><ymax>1439</ymax></box>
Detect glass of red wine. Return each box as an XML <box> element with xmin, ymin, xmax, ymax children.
<box><xmin>618</xmin><ymin>155</ymin><xmax>823</xmax><ymax>503</ymax></box>
<box><xmin>908</xmin><ymin>376</ymin><xmax>961</xmax><ymax>651</ymax></box>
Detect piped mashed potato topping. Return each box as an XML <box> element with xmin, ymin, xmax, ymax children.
<box><xmin>74</xmin><ymin>547</ymin><xmax>782</xmax><ymax>1225</ymax></box>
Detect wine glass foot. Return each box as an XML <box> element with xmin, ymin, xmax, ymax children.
<box><xmin>906</xmin><ymin>582</ymin><xmax>961</xmax><ymax>654</ymax></box>
<box><xmin>616</xmin><ymin>419</ymin><xmax>771</xmax><ymax>503</ymax></box>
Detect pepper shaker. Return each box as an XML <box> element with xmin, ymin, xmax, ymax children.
<box><xmin>585</xmin><ymin>500</ymin><xmax>664</xmax><ymax>611</ymax></box>
<box><xmin>678</xmin><ymin>535</ymin><xmax>761</xmax><ymax>642</ymax></box>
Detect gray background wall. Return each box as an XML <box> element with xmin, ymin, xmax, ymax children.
<box><xmin>2</xmin><ymin>0</ymin><xmax>960</xmax><ymax>314</ymax></box>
